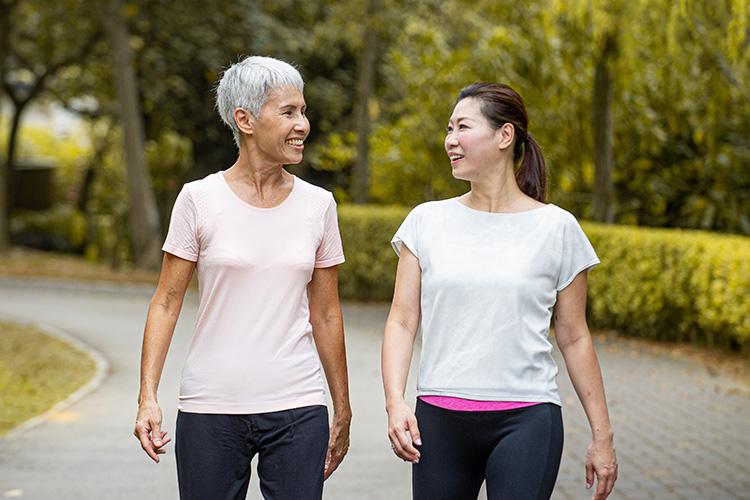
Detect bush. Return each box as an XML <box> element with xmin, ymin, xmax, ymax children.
<box><xmin>338</xmin><ymin>204</ymin><xmax>750</xmax><ymax>353</ymax></box>
<box><xmin>10</xmin><ymin>204</ymin><xmax>86</xmax><ymax>252</ymax></box>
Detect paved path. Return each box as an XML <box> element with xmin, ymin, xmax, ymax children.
<box><xmin>1</xmin><ymin>279</ymin><xmax>749</xmax><ymax>499</ymax></box>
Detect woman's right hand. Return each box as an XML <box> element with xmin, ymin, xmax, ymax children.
<box><xmin>134</xmin><ymin>400</ymin><xmax>170</xmax><ymax>463</ymax></box>
<box><xmin>386</xmin><ymin>399</ymin><xmax>421</xmax><ymax>463</ymax></box>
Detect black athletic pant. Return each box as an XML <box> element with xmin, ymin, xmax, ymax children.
<box><xmin>413</xmin><ymin>399</ymin><xmax>564</xmax><ymax>500</ymax></box>
<box><xmin>175</xmin><ymin>405</ymin><xmax>329</xmax><ymax>500</ymax></box>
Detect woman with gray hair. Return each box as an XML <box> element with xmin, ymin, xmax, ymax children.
<box><xmin>134</xmin><ymin>56</ymin><xmax>352</xmax><ymax>500</ymax></box>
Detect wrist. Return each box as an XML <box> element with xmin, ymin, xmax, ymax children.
<box><xmin>592</xmin><ymin>428</ymin><xmax>614</xmax><ymax>442</ymax></box>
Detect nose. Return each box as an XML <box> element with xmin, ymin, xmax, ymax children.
<box><xmin>445</xmin><ymin>131</ymin><xmax>458</xmax><ymax>149</ymax></box>
<box><xmin>295</xmin><ymin>115</ymin><xmax>310</xmax><ymax>137</ymax></box>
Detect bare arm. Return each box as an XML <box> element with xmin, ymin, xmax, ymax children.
<box><xmin>134</xmin><ymin>252</ymin><xmax>195</xmax><ymax>463</ymax></box>
<box><xmin>554</xmin><ymin>271</ymin><xmax>617</xmax><ymax>499</ymax></box>
<box><xmin>308</xmin><ymin>265</ymin><xmax>351</xmax><ymax>479</ymax></box>
<box><xmin>382</xmin><ymin>246</ymin><xmax>422</xmax><ymax>463</ymax></box>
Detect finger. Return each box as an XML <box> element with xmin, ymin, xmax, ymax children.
<box><xmin>395</xmin><ymin>428</ymin><xmax>419</xmax><ymax>462</ymax></box>
<box><xmin>155</xmin><ymin>435</ymin><xmax>172</xmax><ymax>449</ymax></box>
<box><xmin>323</xmin><ymin>450</ymin><xmax>333</xmax><ymax>480</ymax></box>
<box><xmin>388</xmin><ymin>430</ymin><xmax>412</xmax><ymax>462</ymax></box>
<box><xmin>594</xmin><ymin>469</ymin><xmax>608</xmax><ymax>500</ymax></box>
<box><xmin>407</xmin><ymin>416</ymin><xmax>422</xmax><ymax>447</ymax></box>
<box><xmin>137</xmin><ymin>429</ymin><xmax>160</xmax><ymax>463</ymax></box>
<box><xmin>585</xmin><ymin>462</ymin><xmax>594</xmax><ymax>489</ymax></box>
<box><xmin>605</xmin><ymin>469</ymin><xmax>617</xmax><ymax>497</ymax></box>
<box><xmin>150</xmin><ymin>419</ymin><xmax>163</xmax><ymax>447</ymax></box>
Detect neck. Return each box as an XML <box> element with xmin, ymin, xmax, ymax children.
<box><xmin>227</xmin><ymin>143</ymin><xmax>288</xmax><ymax>191</ymax></box>
<box><xmin>464</xmin><ymin>157</ymin><xmax>526</xmax><ymax>212</ymax></box>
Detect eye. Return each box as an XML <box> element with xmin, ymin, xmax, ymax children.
<box><xmin>446</xmin><ymin>126</ymin><xmax>453</xmax><ymax>133</ymax></box>
<box><xmin>458</xmin><ymin>124</ymin><xmax>468</xmax><ymax>130</ymax></box>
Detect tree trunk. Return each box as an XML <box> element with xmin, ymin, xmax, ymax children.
<box><xmin>592</xmin><ymin>31</ymin><xmax>617</xmax><ymax>223</ymax></box>
<box><xmin>0</xmin><ymin>0</ymin><xmax>17</xmax><ymax>250</ymax></box>
<box><xmin>102</xmin><ymin>0</ymin><xmax>162</xmax><ymax>269</ymax></box>
<box><xmin>351</xmin><ymin>0</ymin><xmax>380</xmax><ymax>204</ymax></box>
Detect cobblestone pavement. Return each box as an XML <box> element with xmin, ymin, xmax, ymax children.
<box><xmin>1</xmin><ymin>280</ymin><xmax>749</xmax><ymax>499</ymax></box>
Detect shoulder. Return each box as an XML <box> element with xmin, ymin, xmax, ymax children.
<box><xmin>182</xmin><ymin>172</ymin><xmax>222</xmax><ymax>199</ymax></box>
<box><xmin>407</xmin><ymin>198</ymin><xmax>454</xmax><ymax>218</ymax></box>
<box><xmin>294</xmin><ymin>176</ymin><xmax>334</xmax><ymax>203</ymax></box>
<box><xmin>544</xmin><ymin>204</ymin><xmax>580</xmax><ymax>226</ymax></box>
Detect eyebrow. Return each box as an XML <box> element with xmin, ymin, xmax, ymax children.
<box><xmin>279</xmin><ymin>103</ymin><xmax>306</xmax><ymax>111</ymax></box>
<box><xmin>448</xmin><ymin>116</ymin><xmax>473</xmax><ymax>124</ymax></box>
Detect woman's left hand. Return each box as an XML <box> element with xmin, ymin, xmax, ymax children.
<box><xmin>585</xmin><ymin>436</ymin><xmax>617</xmax><ymax>499</ymax></box>
<box><xmin>324</xmin><ymin>413</ymin><xmax>351</xmax><ymax>480</ymax></box>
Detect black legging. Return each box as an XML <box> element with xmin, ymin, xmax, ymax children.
<box><xmin>413</xmin><ymin>399</ymin><xmax>564</xmax><ymax>500</ymax></box>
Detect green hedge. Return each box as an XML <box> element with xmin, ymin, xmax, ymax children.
<box><xmin>338</xmin><ymin>204</ymin><xmax>750</xmax><ymax>352</ymax></box>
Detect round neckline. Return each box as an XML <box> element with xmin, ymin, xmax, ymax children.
<box><xmin>452</xmin><ymin>197</ymin><xmax>553</xmax><ymax>216</ymax></box>
<box><xmin>218</xmin><ymin>171</ymin><xmax>297</xmax><ymax>211</ymax></box>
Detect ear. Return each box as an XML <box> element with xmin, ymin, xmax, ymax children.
<box><xmin>233</xmin><ymin>108</ymin><xmax>255</xmax><ymax>137</ymax></box>
<box><xmin>496</xmin><ymin>122</ymin><xmax>515</xmax><ymax>152</ymax></box>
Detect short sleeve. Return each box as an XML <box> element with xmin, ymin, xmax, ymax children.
<box><xmin>556</xmin><ymin>213</ymin><xmax>600</xmax><ymax>291</ymax></box>
<box><xmin>162</xmin><ymin>185</ymin><xmax>200</xmax><ymax>262</ymax></box>
<box><xmin>391</xmin><ymin>207</ymin><xmax>420</xmax><ymax>258</ymax></box>
<box><xmin>315</xmin><ymin>195</ymin><xmax>345</xmax><ymax>268</ymax></box>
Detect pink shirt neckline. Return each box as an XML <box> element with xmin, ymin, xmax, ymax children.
<box><xmin>219</xmin><ymin>171</ymin><xmax>297</xmax><ymax>211</ymax></box>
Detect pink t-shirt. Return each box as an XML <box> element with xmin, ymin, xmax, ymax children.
<box><xmin>163</xmin><ymin>172</ymin><xmax>345</xmax><ymax>414</ymax></box>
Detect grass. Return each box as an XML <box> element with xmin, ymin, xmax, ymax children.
<box><xmin>0</xmin><ymin>321</ymin><xmax>97</xmax><ymax>436</ymax></box>
<box><xmin>0</xmin><ymin>247</ymin><xmax>159</xmax><ymax>285</ymax></box>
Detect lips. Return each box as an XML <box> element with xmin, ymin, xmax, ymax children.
<box><xmin>448</xmin><ymin>153</ymin><xmax>464</xmax><ymax>162</ymax></box>
<box><xmin>285</xmin><ymin>138</ymin><xmax>304</xmax><ymax>147</ymax></box>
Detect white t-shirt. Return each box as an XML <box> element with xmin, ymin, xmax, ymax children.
<box><xmin>163</xmin><ymin>172</ymin><xmax>345</xmax><ymax>414</ymax></box>
<box><xmin>391</xmin><ymin>198</ymin><xmax>599</xmax><ymax>406</ymax></box>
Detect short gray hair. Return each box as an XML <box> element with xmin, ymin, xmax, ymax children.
<box><xmin>215</xmin><ymin>56</ymin><xmax>304</xmax><ymax>148</ymax></box>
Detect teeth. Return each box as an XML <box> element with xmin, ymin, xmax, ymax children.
<box><xmin>286</xmin><ymin>139</ymin><xmax>303</xmax><ymax>146</ymax></box>
<box><xmin>449</xmin><ymin>154</ymin><xmax>464</xmax><ymax>160</ymax></box>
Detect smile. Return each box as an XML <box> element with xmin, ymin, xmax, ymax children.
<box><xmin>286</xmin><ymin>139</ymin><xmax>304</xmax><ymax>146</ymax></box>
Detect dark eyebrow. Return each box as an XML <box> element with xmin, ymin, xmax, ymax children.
<box><xmin>448</xmin><ymin>116</ymin><xmax>472</xmax><ymax>125</ymax></box>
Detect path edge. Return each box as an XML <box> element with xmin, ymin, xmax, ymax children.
<box><xmin>1</xmin><ymin>320</ymin><xmax>110</xmax><ymax>441</ymax></box>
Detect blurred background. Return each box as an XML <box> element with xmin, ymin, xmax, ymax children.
<box><xmin>1</xmin><ymin>0</ymin><xmax>748</xmax><ymax>267</ymax></box>
<box><xmin>2</xmin><ymin>2</ymin><xmax>750</xmax><ymax>498</ymax></box>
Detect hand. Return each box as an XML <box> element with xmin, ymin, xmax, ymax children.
<box><xmin>386</xmin><ymin>400</ymin><xmax>421</xmax><ymax>463</ymax></box>
<box><xmin>324</xmin><ymin>413</ymin><xmax>351</xmax><ymax>480</ymax></box>
<box><xmin>134</xmin><ymin>400</ymin><xmax>171</xmax><ymax>463</ymax></box>
<box><xmin>585</xmin><ymin>436</ymin><xmax>617</xmax><ymax>499</ymax></box>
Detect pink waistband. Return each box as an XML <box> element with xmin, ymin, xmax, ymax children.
<box><xmin>420</xmin><ymin>396</ymin><xmax>542</xmax><ymax>412</ymax></box>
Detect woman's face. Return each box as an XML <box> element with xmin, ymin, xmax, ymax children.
<box><xmin>252</xmin><ymin>86</ymin><xmax>310</xmax><ymax>165</ymax></box>
<box><xmin>444</xmin><ymin>97</ymin><xmax>501</xmax><ymax>181</ymax></box>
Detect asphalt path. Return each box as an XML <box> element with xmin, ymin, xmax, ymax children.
<box><xmin>1</xmin><ymin>279</ymin><xmax>749</xmax><ymax>499</ymax></box>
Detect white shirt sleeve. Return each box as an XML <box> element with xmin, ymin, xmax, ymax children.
<box><xmin>556</xmin><ymin>213</ymin><xmax>600</xmax><ymax>291</ymax></box>
<box><xmin>391</xmin><ymin>206</ymin><xmax>421</xmax><ymax>259</ymax></box>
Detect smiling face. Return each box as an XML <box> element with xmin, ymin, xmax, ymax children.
<box><xmin>445</xmin><ymin>97</ymin><xmax>505</xmax><ymax>181</ymax></box>
<box><xmin>251</xmin><ymin>86</ymin><xmax>310</xmax><ymax>165</ymax></box>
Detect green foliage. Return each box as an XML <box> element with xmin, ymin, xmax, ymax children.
<box><xmin>584</xmin><ymin>223</ymin><xmax>750</xmax><ymax>351</ymax></box>
<box><xmin>338</xmin><ymin>204</ymin><xmax>408</xmax><ymax>300</ymax></box>
<box><xmin>338</xmin><ymin>205</ymin><xmax>750</xmax><ymax>352</ymax></box>
<box><xmin>10</xmin><ymin>204</ymin><xmax>86</xmax><ymax>251</ymax></box>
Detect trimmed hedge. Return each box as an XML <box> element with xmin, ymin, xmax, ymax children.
<box><xmin>338</xmin><ymin>204</ymin><xmax>750</xmax><ymax>353</ymax></box>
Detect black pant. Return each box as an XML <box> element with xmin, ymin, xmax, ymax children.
<box><xmin>175</xmin><ymin>405</ymin><xmax>329</xmax><ymax>500</ymax></box>
<box><xmin>413</xmin><ymin>399</ymin><xmax>563</xmax><ymax>500</ymax></box>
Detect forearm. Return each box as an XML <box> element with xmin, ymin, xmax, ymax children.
<box><xmin>559</xmin><ymin>333</ymin><xmax>613</xmax><ymax>441</ymax></box>
<box><xmin>312</xmin><ymin>314</ymin><xmax>352</xmax><ymax>420</ymax></box>
<box><xmin>138</xmin><ymin>300</ymin><xmax>181</xmax><ymax>405</ymax></box>
<box><xmin>382</xmin><ymin>318</ymin><xmax>417</xmax><ymax>410</ymax></box>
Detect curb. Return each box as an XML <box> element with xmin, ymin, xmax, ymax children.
<box><xmin>0</xmin><ymin>277</ymin><xmax>156</xmax><ymax>296</ymax></box>
<box><xmin>0</xmin><ymin>320</ymin><xmax>110</xmax><ymax>441</ymax></box>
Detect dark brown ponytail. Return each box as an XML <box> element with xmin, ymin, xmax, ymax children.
<box><xmin>457</xmin><ymin>83</ymin><xmax>548</xmax><ymax>202</ymax></box>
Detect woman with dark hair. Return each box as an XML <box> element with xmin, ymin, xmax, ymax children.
<box><xmin>382</xmin><ymin>83</ymin><xmax>617</xmax><ymax>500</ymax></box>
